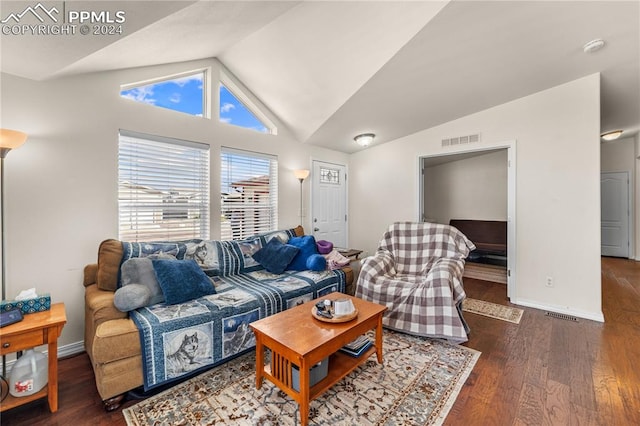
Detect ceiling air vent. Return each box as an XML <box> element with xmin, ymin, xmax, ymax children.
<box><xmin>442</xmin><ymin>133</ymin><xmax>481</xmax><ymax>148</ymax></box>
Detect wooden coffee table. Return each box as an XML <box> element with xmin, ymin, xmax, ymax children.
<box><xmin>250</xmin><ymin>293</ymin><xmax>387</xmax><ymax>426</ymax></box>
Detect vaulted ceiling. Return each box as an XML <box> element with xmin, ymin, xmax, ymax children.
<box><xmin>2</xmin><ymin>0</ymin><xmax>638</xmax><ymax>153</ymax></box>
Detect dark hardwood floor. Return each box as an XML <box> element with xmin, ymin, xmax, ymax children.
<box><xmin>1</xmin><ymin>257</ymin><xmax>638</xmax><ymax>425</ymax></box>
<box><xmin>447</xmin><ymin>256</ymin><xmax>639</xmax><ymax>426</ymax></box>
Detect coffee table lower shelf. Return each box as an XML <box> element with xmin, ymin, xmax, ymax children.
<box><xmin>262</xmin><ymin>345</ymin><xmax>376</xmax><ymax>401</ymax></box>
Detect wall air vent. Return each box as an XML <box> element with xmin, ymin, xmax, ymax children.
<box><xmin>442</xmin><ymin>133</ymin><xmax>481</xmax><ymax>148</ymax></box>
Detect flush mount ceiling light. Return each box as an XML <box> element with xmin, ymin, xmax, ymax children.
<box><xmin>354</xmin><ymin>133</ymin><xmax>375</xmax><ymax>147</ymax></box>
<box><xmin>583</xmin><ymin>39</ymin><xmax>605</xmax><ymax>54</ymax></box>
<box><xmin>601</xmin><ymin>130</ymin><xmax>623</xmax><ymax>141</ymax></box>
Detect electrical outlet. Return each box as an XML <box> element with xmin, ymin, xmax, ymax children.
<box><xmin>546</xmin><ymin>276</ymin><xmax>554</xmax><ymax>287</ymax></box>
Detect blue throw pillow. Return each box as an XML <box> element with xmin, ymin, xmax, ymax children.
<box><xmin>287</xmin><ymin>235</ymin><xmax>319</xmax><ymax>271</ymax></box>
<box><xmin>152</xmin><ymin>259</ymin><xmax>216</xmax><ymax>305</ymax></box>
<box><xmin>252</xmin><ymin>238</ymin><xmax>299</xmax><ymax>274</ymax></box>
<box><xmin>306</xmin><ymin>254</ymin><xmax>327</xmax><ymax>271</ymax></box>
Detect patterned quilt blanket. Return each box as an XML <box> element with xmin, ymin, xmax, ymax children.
<box><xmin>131</xmin><ymin>268</ymin><xmax>345</xmax><ymax>391</ymax></box>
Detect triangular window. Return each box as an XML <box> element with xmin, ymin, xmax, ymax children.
<box><xmin>219</xmin><ymin>73</ymin><xmax>276</xmax><ymax>134</ymax></box>
<box><xmin>120</xmin><ymin>71</ymin><xmax>205</xmax><ymax>117</ymax></box>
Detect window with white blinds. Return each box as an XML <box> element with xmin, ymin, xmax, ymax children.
<box><xmin>221</xmin><ymin>148</ymin><xmax>278</xmax><ymax>240</ymax></box>
<box><xmin>118</xmin><ymin>130</ymin><xmax>210</xmax><ymax>241</ymax></box>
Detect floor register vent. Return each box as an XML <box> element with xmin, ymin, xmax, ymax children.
<box><xmin>442</xmin><ymin>133</ymin><xmax>481</xmax><ymax>147</ymax></box>
<box><xmin>545</xmin><ymin>311</ymin><xmax>579</xmax><ymax>322</ymax></box>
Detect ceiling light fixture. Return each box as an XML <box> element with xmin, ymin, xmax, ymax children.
<box><xmin>583</xmin><ymin>39</ymin><xmax>605</xmax><ymax>54</ymax></box>
<box><xmin>354</xmin><ymin>133</ymin><xmax>375</xmax><ymax>147</ymax></box>
<box><xmin>601</xmin><ymin>130</ymin><xmax>623</xmax><ymax>141</ymax></box>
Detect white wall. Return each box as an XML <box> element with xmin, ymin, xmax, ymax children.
<box><xmin>601</xmin><ymin>136</ymin><xmax>636</xmax><ymax>258</ymax></box>
<box><xmin>349</xmin><ymin>74</ymin><xmax>602</xmax><ymax>321</ymax></box>
<box><xmin>0</xmin><ymin>58</ymin><xmax>349</xmax><ymax>347</ymax></box>
<box><xmin>423</xmin><ymin>150</ymin><xmax>508</xmax><ymax>224</ymax></box>
<box><xmin>637</xmin><ymin>136</ymin><xmax>640</xmax><ymax>260</ymax></box>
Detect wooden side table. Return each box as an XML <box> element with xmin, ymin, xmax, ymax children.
<box><xmin>336</xmin><ymin>249</ymin><xmax>363</xmax><ymax>295</ymax></box>
<box><xmin>0</xmin><ymin>303</ymin><xmax>66</xmax><ymax>413</ymax></box>
<box><xmin>337</xmin><ymin>248</ymin><xmax>363</xmax><ymax>260</ymax></box>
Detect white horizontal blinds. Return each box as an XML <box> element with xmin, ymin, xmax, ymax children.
<box><xmin>119</xmin><ymin>131</ymin><xmax>210</xmax><ymax>242</ymax></box>
<box><xmin>221</xmin><ymin>148</ymin><xmax>278</xmax><ymax>240</ymax></box>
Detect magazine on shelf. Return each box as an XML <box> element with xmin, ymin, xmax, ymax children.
<box><xmin>340</xmin><ymin>335</ymin><xmax>373</xmax><ymax>357</ymax></box>
<box><xmin>340</xmin><ymin>340</ymin><xmax>373</xmax><ymax>357</ymax></box>
<box><xmin>344</xmin><ymin>335</ymin><xmax>370</xmax><ymax>350</ymax></box>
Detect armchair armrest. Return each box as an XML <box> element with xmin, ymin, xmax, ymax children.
<box><xmin>357</xmin><ymin>249</ymin><xmax>396</xmax><ymax>282</ymax></box>
<box><xmin>424</xmin><ymin>257</ymin><xmax>466</xmax><ymax>302</ymax></box>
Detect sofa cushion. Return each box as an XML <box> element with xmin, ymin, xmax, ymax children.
<box><xmin>152</xmin><ymin>259</ymin><xmax>216</xmax><ymax>304</ymax></box>
<box><xmin>114</xmin><ymin>284</ymin><xmax>151</xmax><ymax>312</ymax></box>
<box><xmin>121</xmin><ymin>258</ymin><xmax>165</xmax><ymax>305</ymax></box>
<box><xmin>120</xmin><ymin>240</ymin><xmax>192</xmax><ymax>292</ymax></box>
<box><xmin>306</xmin><ymin>254</ymin><xmax>327</xmax><ymax>271</ymax></box>
<box><xmin>252</xmin><ymin>238</ymin><xmax>299</xmax><ymax>274</ymax></box>
<box><xmin>287</xmin><ymin>235</ymin><xmax>319</xmax><ymax>271</ymax></box>
<box><xmin>97</xmin><ymin>239</ymin><xmax>124</xmax><ymax>291</ymax></box>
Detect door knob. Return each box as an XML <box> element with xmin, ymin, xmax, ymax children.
<box><xmin>314</xmin><ymin>227</ymin><xmax>319</xmax><ymax>231</ymax></box>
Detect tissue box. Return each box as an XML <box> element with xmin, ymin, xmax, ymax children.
<box><xmin>0</xmin><ymin>294</ymin><xmax>51</xmax><ymax>315</ymax></box>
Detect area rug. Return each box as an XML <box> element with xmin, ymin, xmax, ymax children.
<box><xmin>462</xmin><ymin>298</ymin><xmax>524</xmax><ymax>324</ymax></box>
<box><xmin>123</xmin><ymin>330</ymin><xmax>480</xmax><ymax>426</ymax></box>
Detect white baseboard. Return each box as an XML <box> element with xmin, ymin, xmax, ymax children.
<box><xmin>2</xmin><ymin>340</ymin><xmax>85</xmax><ymax>371</ymax></box>
<box><xmin>59</xmin><ymin>340</ymin><xmax>85</xmax><ymax>358</ymax></box>
<box><xmin>512</xmin><ymin>298</ymin><xmax>605</xmax><ymax>323</ymax></box>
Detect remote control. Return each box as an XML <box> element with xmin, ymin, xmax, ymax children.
<box><xmin>0</xmin><ymin>309</ymin><xmax>24</xmax><ymax>327</ymax></box>
<box><xmin>316</xmin><ymin>310</ymin><xmax>333</xmax><ymax>319</ymax></box>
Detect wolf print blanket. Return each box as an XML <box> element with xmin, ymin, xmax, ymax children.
<box><xmin>130</xmin><ymin>268</ymin><xmax>346</xmax><ymax>391</ymax></box>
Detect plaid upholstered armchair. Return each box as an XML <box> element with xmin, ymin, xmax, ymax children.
<box><xmin>355</xmin><ymin>222</ymin><xmax>475</xmax><ymax>343</ymax></box>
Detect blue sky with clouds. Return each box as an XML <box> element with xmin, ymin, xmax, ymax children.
<box><xmin>219</xmin><ymin>85</ymin><xmax>268</xmax><ymax>133</ymax></box>
<box><xmin>120</xmin><ymin>73</ymin><xmax>267</xmax><ymax>133</ymax></box>
<box><xmin>120</xmin><ymin>73</ymin><xmax>204</xmax><ymax>116</ymax></box>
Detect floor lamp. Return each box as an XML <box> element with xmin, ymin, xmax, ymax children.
<box><xmin>0</xmin><ymin>129</ymin><xmax>27</xmax><ymax>378</ymax></box>
<box><xmin>1</xmin><ymin>129</ymin><xmax>28</xmax><ymax>302</ymax></box>
<box><xmin>294</xmin><ymin>169</ymin><xmax>310</xmax><ymax>226</ymax></box>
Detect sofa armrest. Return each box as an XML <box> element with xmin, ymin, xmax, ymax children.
<box><xmin>84</xmin><ymin>264</ymin><xmax>98</xmax><ymax>287</ymax></box>
<box><xmin>85</xmin><ymin>283</ymin><xmax>128</xmax><ymax>360</ymax></box>
<box><xmin>85</xmin><ymin>284</ymin><xmax>127</xmax><ymax>326</ymax></box>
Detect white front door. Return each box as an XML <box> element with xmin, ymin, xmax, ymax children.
<box><xmin>311</xmin><ymin>161</ymin><xmax>347</xmax><ymax>248</ymax></box>
<box><xmin>601</xmin><ymin>171</ymin><xmax>630</xmax><ymax>258</ymax></box>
